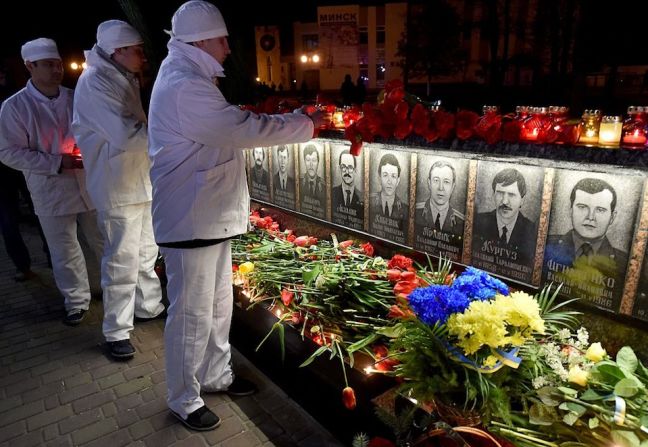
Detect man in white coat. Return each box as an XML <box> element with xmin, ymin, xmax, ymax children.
<box><xmin>72</xmin><ymin>21</ymin><xmax>165</xmax><ymax>360</ymax></box>
<box><xmin>148</xmin><ymin>0</ymin><xmax>328</xmax><ymax>431</ymax></box>
<box><xmin>0</xmin><ymin>38</ymin><xmax>103</xmax><ymax>325</ymax></box>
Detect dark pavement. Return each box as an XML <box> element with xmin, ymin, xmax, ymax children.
<box><xmin>0</xmin><ymin>219</ymin><xmax>343</xmax><ymax>447</ymax></box>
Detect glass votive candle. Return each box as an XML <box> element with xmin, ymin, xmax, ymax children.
<box><xmin>332</xmin><ymin>109</ymin><xmax>345</xmax><ymax>129</ymax></box>
<box><xmin>622</xmin><ymin>106</ymin><xmax>647</xmax><ymax>148</ymax></box>
<box><xmin>520</xmin><ymin>107</ymin><xmax>548</xmax><ymax>142</ymax></box>
<box><xmin>578</xmin><ymin>109</ymin><xmax>601</xmax><ymax>145</ymax></box>
<box><xmin>598</xmin><ymin>116</ymin><xmax>622</xmax><ymax>147</ymax></box>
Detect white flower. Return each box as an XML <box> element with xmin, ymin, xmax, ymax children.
<box><xmin>315</xmin><ymin>274</ymin><xmax>327</xmax><ymax>290</ymax></box>
<box><xmin>532</xmin><ymin>376</ymin><xmax>549</xmax><ymax>389</ymax></box>
<box><xmin>576</xmin><ymin>327</ymin><xmax>589</xmax><ymax>346</ymax></box>
<box><xmin>557</xmin><ymin>328</ymin><xmax>571</xmax><ymax>341</ymax></box>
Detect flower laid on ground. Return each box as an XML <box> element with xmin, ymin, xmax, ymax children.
<box><xmin>233</xmin><ymin>210</ymin><xmax>647</xmax><ymax>447</ymax></box>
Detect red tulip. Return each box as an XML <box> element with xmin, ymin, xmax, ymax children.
<box><xmin>400</xmin><ymin>271</ymin><xmax>417</xmax><ymax>281</ymax></box>
<box><xmin>386</xmin><ymin>269</ymin><xmax>402</xmax><ymax>283</ymax></box>
<box><xmin>281</xmin><ymin>289</ymin><xmax>294</xmax><ymax>306</ymax></box>
<box><xmin>342</xmin><ymin>386</ymin><xmax>356</xmax><ymax>410</ymax></box>
<box><xmin>338</xmin><ymin>240</ymin><xmax>354</xmax><ymax>249</ymax></box>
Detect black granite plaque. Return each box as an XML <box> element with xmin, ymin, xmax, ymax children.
<box><xmin>271</xmin><ymin>144</ymin><xmax>296</xmax><ymax>210</ymax></box>
<box><xmin>298</xmin><ymin>142</ymin><xmax>327</xmax><ymax>219</ymax></box>
<box><xmin>543</xmin><ymin>170</ymin><xmax>641</xmax><ymax>313</ymax></box>
<box><xmin>471</xmin><ymin>161</ymin><xmax>545</xmax><ymax>284</ymax></box>
<box><xmin>413</xmin><ymin>154</ymin><xmax>468</xmax><ymax>262</ymax></box>
<box><xmin>330</xmin><ymin>143</ymin><xmax>364</xmax><ymax>231</ymax></box>
<box><xmin>368</xmin><ymin>148</ymin><xmax>410</xmax><ymax>245</ymax></box>
<box><xmin>248</xmin><ymin>147</ymin><xmax>271</xmax><ymax>202</ymax></box>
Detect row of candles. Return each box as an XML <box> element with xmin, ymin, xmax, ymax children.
<box><xmin>512</xmin><ymin>105</ymin><xmax>647</xmax><ymax>148</ymax></box>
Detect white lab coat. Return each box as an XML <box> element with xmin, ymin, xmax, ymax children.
<box><xmin>0</xmin><ymin>81</ymin><xmax>102</xmax><ymax>311</ymax></box>
<box><xmin>72</xmin><ymin>45</ymin><xmax>152</xmax><ymax>211</ymax></box>
<box><xmin>72</xmin><ymin>45</ymin><xmax>163</xmax><ymax>340</ymax></box>
<box><xmin>148</xmin><ymin>38</ymin><xmax>314</xmax><ymax>418</ymax></box>
<box><xmin>149</xmin><ymin>39</ymin><xmax>314</xmax><ymax>244</ymax></box>
<box><xmin>0</xmin><ymin>81</ymin><xmax>93</xmax><ymax>216</ymax></box>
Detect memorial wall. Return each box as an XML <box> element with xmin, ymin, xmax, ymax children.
<box><xmin>245</xmin><ymin>137</ymin><xmax>648</xmax><ymax>323</ymax></box>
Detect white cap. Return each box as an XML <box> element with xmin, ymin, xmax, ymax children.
<box><xmin>96</xmin><ymin>20</ymin><xmax>143</xmax><ymax>55</ymax></box>
<box><xmin>168</xmin><ymin>1</ymin><xmax>228</xmax><ymax>43</ymax></box>
<box><xmin>21</xmin><ymin>38</ymin><xmax>61</xmax><ymax>63</ymax></box>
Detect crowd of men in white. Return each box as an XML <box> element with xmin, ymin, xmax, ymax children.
<box><xmin>0</xmin><ymin>0</ymin><xmax>327</xmax><ymax>431</ymax></box>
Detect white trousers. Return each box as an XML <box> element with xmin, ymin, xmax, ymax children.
<box><xmin>161</xmin><ymin>241</ymin><xmax>234</xmax><ymax>418</ymax></box>
<box><xmin>97</xmin><ymin>202</ymin><xmax>164</xmax><ymax>342</ymax></box>
<box><xmin>38</xmin><ymin>211</ymin><xmax>103</xmax><ymax>311</ymax></box>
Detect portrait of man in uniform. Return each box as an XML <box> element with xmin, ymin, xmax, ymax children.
<box><xmin>331</xmin><ymin>147</ymin><xmax>364</xmax><ymax>230</ymax></box>
<box><xmin>249</xmin><ymin>147</ymin><xmax>270</xmax><ymax>201</ymax></box>
<box><xmin>272</xmin><ymin>144</ymin><xmax>295</xmax><ymax>209</ymax></box>
<box><xmin>369</xmin><ymin>151</ymin><xmax>410</xmax><ymax>245</ymax></box>
<box><xmin>472</xmin><ymin>163</ymin><xmax>543</xmax><ymax>284</ymax></box>
<box><xmin>299</xmin><ymin>143</ymin><xmax>326</xmax><ymax>218</ymax></box>
<box><xmin>544</xmin><ymin>174</ymin><xmax>638</xmax><ymax>312</ymax></box>
<box><xmin>414</xmin><ymin>157</ymin><xmax>467</xmax><ymax>261</ymax></box>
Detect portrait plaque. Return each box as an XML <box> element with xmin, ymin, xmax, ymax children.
<box><xmin>298</xmin><ymin>141</ymin><xmax>327</xmax><ymax>219</ymax></box>
<box><xmin>330</xmin><ymin>143</ymin><xmax>364</xmax><ymax>230</ymax></box>
<box><xmin>368</xmin><ymin>147</ymin><xmax>411</xmax><ymax>245</ymax></box>
<box><xmin>471</xmin><ymin>161</ymin><xmax>545</xmax><ymax>284</ymax></box>
<box><xmin>413</xmin><ymin>154</ymin><xmax>469</xmax><ymax>262</ymax></box>
<box><xmin>248</xmin><ymin>146</ymin><xmax>271</xmax><ymax>202</ymax></box>
<box><xmin>542</xmin><ymin>170</ymin><xmax>642</xmax><ymax>313</ymax></box>
<box><xmin>270</xmin><ymin>144</ymin><xmax>297</xmax><ymax>210</ymax></box>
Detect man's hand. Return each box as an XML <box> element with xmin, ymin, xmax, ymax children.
<box><xmin>60</xmin><ymin>154</ymin><xmax>84</xmax><ymax>170</ymax></box>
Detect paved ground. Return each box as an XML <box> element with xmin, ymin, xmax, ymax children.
<box><xmin>0</xmin><ymin>219</ymin><xmax>343</xmax><ymax>447</ymax></box>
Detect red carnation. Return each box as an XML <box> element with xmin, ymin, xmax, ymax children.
<box><xmin>387</xmin><ymin>254</ymin><xmax>413</xmax><ymax>270</ymax></box>
<box><xmin>368</xmin><ymin>437</ymin><xmax>396</xmax><ymax>447</ymax></box>
<box><xmin>361</xmin><ymin>242</ymin><xmax>374</xmax><ymax>257</ymax></box>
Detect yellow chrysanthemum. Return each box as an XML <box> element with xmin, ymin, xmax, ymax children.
<box><xmin>483</xmin><ymin>355</ymin><xmax>499</xmax><ymax>368</ymax></box>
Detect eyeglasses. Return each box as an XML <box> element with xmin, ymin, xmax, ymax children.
<box><xmin>340</xmin><ymin>164</ymin><xmax>355</xmax><ymax>172</ymax></box>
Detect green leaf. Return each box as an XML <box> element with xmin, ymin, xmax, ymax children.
<box><xmin>557</xmin><ymin>386</ymin><xmax>579</xmax><ymax>396</ymax></box>
<box><xmin>617</xmin><ymin>347</ymin><xmax>639</xmax><ymax>374</ymax></box>
<box><xmin>588</xmin><ymin>417</ymin><xmax>600</xmax><ymax>429</ymax></box>
<box><xmin>302</xmin><ymin>264</ymin><xmax>322</xmax><ymax>285</ymax></box>
<box><xmin>580</xmin><ymin>389</ymin><xmax>603</xmax><ymax>401</ymax></box>
<box><xmin>377</xmin><ymin>324</ymin><xmax>406</xmax><ymax>338</ymax></box>
<box><xmin>593</xmin><ymin>362</ymin><xmax>627</xmax><ymax>382</ymax></box>
<box><xmin>537</xmin><ymin>386</ymin><xmax>562</xmax><ymax>406</ymax></box>
<box><xmin>559</xmin><ymin>402</ymin><xmax>587</xmax><ymax>417</ymax></box>
<box><xmin>615</xmin><ymin>378</ymin><xmax>640</xmax><ymax>397</ymax></box>
<box><xmin>611</xmin><ymin>429</ymin><xmax>641</xmax><ymax>447</ymax></box>
<box><xmin>277</xmin><ymin>324</ymin><xmax>285</xmax><ymax>363</ymax></box>
<box><xmin>299</xmin><ymin>345</ymin><xmax>330</xmax><ymax>367</ymax></box>
<box><xmin>563</xmin><ymin>412</ymin><xmax>580</xmax><ymax>426</ymax></box>
<box><xmin>528</xmin><ymin>403</ymin><xmax>555</xmax><ymax>425</ymax></box>
<box><xmin>347</xmin><ymin>333</ymin><xmax>380</xmax><ymax>353</ymax></box>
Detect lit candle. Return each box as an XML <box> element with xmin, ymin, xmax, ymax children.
<box><xmin>623</xmin><ymin>129</ymin><xmax>647</xmax><ymax>145</ymax></box>
<box><xmin>598</xmin><ymin>116</ymin><xmax>622</xmax><ymax>147</ymax></box>
<box><xmin>578</xmin><ymin>109</ymin><xmax>601</xmax><ymax>145</ymax></box>
<box><xmin>332</xmin><ymin>110</ymin><xmax>345</xmax><ymax>129</ymax></box>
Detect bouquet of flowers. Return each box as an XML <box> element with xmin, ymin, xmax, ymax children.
<box><xmin>380</xmin><ymin>269</ymin><xmax>578</xmax><ymax>427</ymax></box>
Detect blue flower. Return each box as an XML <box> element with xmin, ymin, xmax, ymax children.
<box><xmin>408</xmin><ymin>285</ymin><xmax>471</xmax><ymax>325</ymax></box>
<box><xmin>451</xmin><ymin>267</ymin><xmax>509</xmax><ymax>301</ymax></box>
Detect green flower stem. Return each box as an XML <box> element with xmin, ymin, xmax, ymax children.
<box><xmin>562</xmin><ymin>395</ymin><xmax>641</xmax><ymax>426</ymax></box>
<box><xmin>494</xmin><ymin>427</ymin><xmax>559</xmax><ymax>446</ymax></box>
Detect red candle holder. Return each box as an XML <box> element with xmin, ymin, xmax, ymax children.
<box><xmin>622</xmin><ymin>106</ymin><xmax>647</xmax><ymax>149</ymax></box>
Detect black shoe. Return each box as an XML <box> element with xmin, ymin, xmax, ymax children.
<box><xmin>172</xmin><ymin>406</ymin><xmax>221</xmax><ymax>431</ymax></box>
<box><xmin>226</xmin><ymin>376</ymin><xmax>258</xmax><ymax>396</ymax></box>
<box><xmin>107</xmin><ymin>339</ymin><xmax>135</xmax><ymax>359</ymax></box>
<box><xmin>134</xmin><ymin>308</ymin><xmax>167</xmax><ymax>323</ymax></box>
<box><xmin>63</xmin><ymin>308</ymin><xmax>86</xmax><ymax>326</ymax></box>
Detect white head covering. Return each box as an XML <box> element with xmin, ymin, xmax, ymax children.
<box><xmin>168</xmin><ymin>0</ymin><xmax>228</xmax><ymax>43</ymax></box>
<box><xmin>21</xmin><ymin>38</ymin><xmax>61</xmax><ymax>63</ymax></box>
<box><xmin>96</xmin><ymin>20</ymin><xmax>143</xmax><ymax>55</ymax></box>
